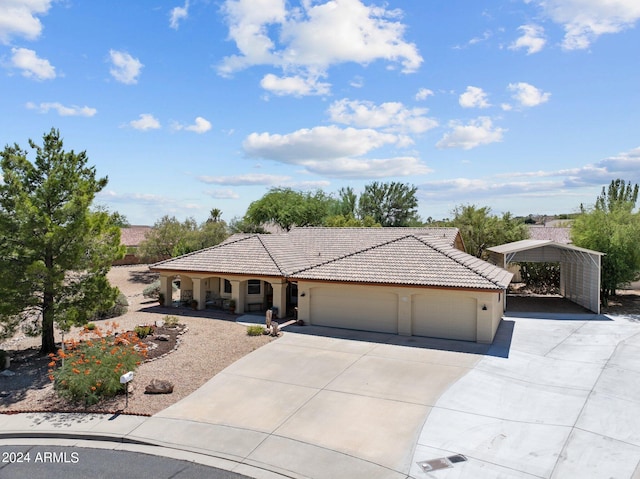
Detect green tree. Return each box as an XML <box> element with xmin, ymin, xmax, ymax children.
<box><xmin>228</xmin><ymin>216</ymin><xmax>268</xmax><ymax>234</ymax></box>
<box><xmin>191</xmin><ymin>220</ymin><xmax>229</xmax><ymax>250</ymax></box>
<box><xmin>332</xmin><ymin>186</ymin><xmax>358</xmax><ymax>217</ymax></box>
<box><xmin>450</xmin><ymin>204</ymin><xmax>528</xmax><ymax>259</ymax></box>
<box><xmin>245</xmin><ymin>187</ymin><xmax>333</xmax><ymax>231</ymax></box>
<box><xmin>0</xmin><ymin>129</ymin><xmax>125</xmax><ymax>354</ymax></box>
<box><xmin>572</xmin><ymin>179</ymin><xmax>640</xmax><ymax>305</ymax></box>
<box><xmin>207</xmin><ymin>208</ymin><xmax>222</xmax><ymax>223</ymax></box>
<box><xmin>139</xmin><ymin>215</ymin><xmax>229</xmax><ymax>258</ymax></box>
<box><xmin>357</xmin><ymin>182</ymin><xmax>420</xmax><ymax>226</ymax></box>
<box><xmin>138</xmin><ymin>215</ymin><xmax>191</xmax><ymax>259</ymax></box>
<box><xmin>323</xmin><ymin>214</ymin><xmax>381</xmax><ymax>227</ymax></box>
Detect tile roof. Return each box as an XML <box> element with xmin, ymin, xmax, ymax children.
<box><xmin>152</xmin><ymin>227</ymin><xmax>512</xmax><ymax>290</ymax></box>
<box><xmin>527</xmin><ymin>226</ymin><xmax>572</xmax><ymax>244</ymax></box>
<box><xmin>120</xmin><ymin>226</ymin><xmax>152</xmax><ymax>247</ymax></box>
<box><xmin>290</xmin><ymin>235</ymin><xmax>513</xmax><ymax>289</ymax></box>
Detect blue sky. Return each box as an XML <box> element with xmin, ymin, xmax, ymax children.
<box><xmin>1</xmin><ymin>0</ymin><xmax>639</xmax><ymax>225</ymax></box>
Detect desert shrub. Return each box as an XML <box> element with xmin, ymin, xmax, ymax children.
<box><xmin>48</xmin><ymin>322</ymin><xmax>147</xmax><ymax>406</ymax></box>
<box><xmin>143</xmin><ymin>279</ymin><xmax>178</xmax><ymax>299</ymax></box>
<box><xmin>86</xmin><ymin>323</ymin><xmax>96</xmax><ymax>331</ymax></box>
<box><xmin>134</xmin><ymin>324</ymin><xmax>154</xmax><ymax>339</ymax></box>
<box><xmin>163</xmin><ymin>315</ymin><xmax>180</xmax><ymax>327</ymax></box>
<box><xmin>143</xmin><ymin>280</ymin><xmax>160</xmax><ymax>299</ymax></box>
<box><xmin>246</xmin><ymin>325</ymin><xmax>265</xmax><ymax>336</ymax></box>
<box><xmin>91</xmin><ymin>291</ymin><xmax>129</xmax><ymax>321</ymax></box>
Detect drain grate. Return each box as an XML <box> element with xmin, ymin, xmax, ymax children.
<box><xmin>417</xmin><ymin>454</ymin><xmax>467</xmax><ymax>473</ymax></box>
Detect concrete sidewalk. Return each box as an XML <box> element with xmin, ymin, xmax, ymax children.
<box><xmin>1</xmin><ymin>314</ymin><xmax>640</xmax><ymax>478</ymax></box>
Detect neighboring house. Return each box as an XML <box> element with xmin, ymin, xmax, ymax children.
<box><xmin>151</xmin><ymin>227</ymin><xmax>512</xmax><ymax>344</ymax></box>
<box><xmin>113</xmin><ymin>225</ymin><xmax>153</xmax><ymax>265</ymax></box>
<box><xmin>527</xmin><ymin>225</ymin><xmax>571</xmax><ymax>244</ymax></box>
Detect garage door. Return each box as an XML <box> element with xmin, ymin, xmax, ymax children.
<box><xmin>412</xmin><ymin>292</ymin><xmax>477</xmax><ymax>341</ymax></box>
<box><xmin>310</xmin><ymin>286</ymin><xmax>398</xmax><ymax>334</ymax></box>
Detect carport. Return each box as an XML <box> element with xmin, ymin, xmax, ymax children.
<box><xmin>487</xmin><ymin>240</ymin><xmax>603</xmax><ymax>314</ymax></box>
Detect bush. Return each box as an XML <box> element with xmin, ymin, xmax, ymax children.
<box><xmin>143</xmin><ymin>280</ymin><xmax>160</xmax><ymax>299</ymax></box>
<box><xmin>163</xmin><ymin>315</ymin><xmax>179</xmax><ymax>328</ymax></box>
<box><xmin>246</xmin><ymin>325</ymin><xmax>265</xmax><ymax>336</ymax></box>
<box><xmin>86</xmin><ymin>323</ymin><xmax>96</xmax><ymax>331</ymax></box>
<box><xmin>143</xmin><ymin>279</ymin><xmax>178</xmax><ymax>299</ymax></box>
<box><xmin>91</xmin><ymin>291</ymin><xmax>129</xmax><ymax>321</ymax></box>
<box><xmin>518</xmin><ymin>262</ymin><xmax>560</xmax><ymax>294</ymax></box>
<box><xmin>48</xmin><ymin>322</ymin><xmax>147</xmax><ymax>406</ymax></box>
<box><xmin>134</xmin><ymin>324</ymin><xmax>154</xmax><ymax>339</ymax></box>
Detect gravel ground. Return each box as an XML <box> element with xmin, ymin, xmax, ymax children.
<box><xmin>0</xmin><ymin>265</ymin><xmax>273</xmax><ymax>416</ymax></box>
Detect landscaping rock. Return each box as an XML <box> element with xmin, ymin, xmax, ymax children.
<box><xmin>144</xmin><ymin>379</ymin><xmax>174</xmax><ymax>394</ymax></box>
<box><xmin>156</xmin><ymin>334</ymin><xmax>170</xmax><ymax>341</ymax></box>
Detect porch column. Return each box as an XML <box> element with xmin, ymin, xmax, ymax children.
<box><xmin>192</xmin><ymin>278</ymin><xmax>206</xmax><ymax>310</ymax></box>
<box><xmin>159</xmin><ymin>275</ymin><xmax>172</xmax><ymax>307</ymax></box>
<box><xmin>271</xmin><ymin>281</ymin><xmax>287</xmax><ymax>319</ymax></box>
<box><xmin>230</xmin><ymin>279</ymin><xmax>246</xmax><ymax>314</ymax></box>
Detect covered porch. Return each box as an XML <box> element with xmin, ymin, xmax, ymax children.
<box><xmin>157</xmin><ymin>272</ymin><xmax>297</xmax><ymax>319</ymax></box>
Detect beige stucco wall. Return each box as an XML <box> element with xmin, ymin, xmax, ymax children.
<box><xmin>297</xmin><ymin>281</ymin><xmax>505</xmax><ymax>343</ymax></box>
<box><xmin>157</xmin><ymin>272</ymin><xmax>286</xmax><ymax>314</ymax></box>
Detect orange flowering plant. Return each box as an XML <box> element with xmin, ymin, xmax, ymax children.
<box><xmin>48</xmin><ymin>322</ymin><xmax>147</xmax><ymax>406</ymax></box>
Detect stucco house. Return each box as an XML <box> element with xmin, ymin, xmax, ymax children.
<box><xmin>113</xmin><ymin>225</ymin><xmax>153</xmax><ymax>265</ymax></box>
<box><xmin>150</xmin><ymin>227</ymin><xmax>513</xmax><ymax>344</ymax></box>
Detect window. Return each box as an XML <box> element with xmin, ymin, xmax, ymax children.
<box><xmin>248</xmin><ymin>279</ymin><xmax>261</xmax><ymax>295</ymax></box>
<box><xmin>224</xmin><ymin>279</ymin><xmax>232</xmax><ymax>294</ymax></box>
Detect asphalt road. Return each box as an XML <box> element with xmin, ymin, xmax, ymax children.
<box><xmin>0</xmin><ymin>445</ymin><xmax>253</xmax><ymax>479</ymax></box>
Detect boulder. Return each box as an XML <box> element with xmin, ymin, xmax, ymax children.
<box><xmin>144</xmin><ymin>379</ymin><xmax>174</xmax><ymax>394</ymax></box>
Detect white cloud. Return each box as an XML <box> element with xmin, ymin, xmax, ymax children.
<box><xmin>98</xmin><ymin>190</ymin><xmax>182</xmax><ymax>207</ymax></box>
<box><xmin>415</xmin><ymin>88</ymin><xmax>434</xmax><ymax>101</ymax></box>
<box><xmin>10</xmin><ymin>47</ymin><xmax>55</xmax><ymax>80</ymax></box>
<box><xmin>416</xmin><ymin>146</ymin><xmax>640</xmax><ymax>215</ymax></box>
<box><xmin>243</xmin><ymin>125</ymin><xmax>429</xmax><ymax>178</ymax></box>
<box><xmin>109</xmin><ymin>49</ymin><xmax>143</xmax><ymax>84</ymax></box>
<box><xmin>199</xmin><ymin>173</ymin><xmax>291</xmax><ymax>185</ymax></box>
<box><xmin>207</xmin><ymin>189</ymin><xmax>240</xmax><ymax>199</ymax></box>
<box><xmin>174</xmin><ymin>116</ymin><xmax>212</xmax><ymax>133</ymax></box>
<box><xmin>300</xmin><ymin>156</ymin><xmax>431</xmax><ymax>179</ymax></box>
<box><xmin>350</xmin><ymin>76</ymin><xmax>364</xmax><ymax>88</ymax></box>
<box><xmin>26</xmin><ymin>101</ymin><xmax>96</xmax><ymax>117</ymax></box>
<box><xmin>260</xmin><ymin>73</ymin><xmax>331</xmax><ymax>96</ymax></box>
<box><xmin>596</xmin><ymin>146</ymin><xmax>640</xmax><ymax>180</ymax></box>
<box><xmin>436</xmin><ymin>117</ymin><xmax>505</xmax><ymax>150</ymax></box>
<box><xmin>328</xmin><ymin>99</ymin><xmax>438</xmax><ymax>134</ymax></box>
<box><xmin>219</xmin><ymin>0</ymin><xmax>422</xmax><ymax>96</ymax></box>
<box><xmin>529</xmin><ymin>0</ymin><xmax>640</xmax><ymax>50</ymax></box>
<box><xmin>244</xmin><ymin>125</ymin><xmax>402</xmax><ymax>161</ymax></box>
<box><xmin>418</xmin><ymin>177</ymin><xmax>566</xmax><ymax>201</ymax></box>
<box><xmin>169</xmin><ymin>1</ymin><xmax>189</xmax><ymax>29</ymax></box>
<box><xmin>508</xmin><ymin>82</ymin><xmax>551</xmax><ymax>107</ymax></box>
<box><xmin>453</xmin><ymin>29</ymin><xmax>494</xmax><ymax>49</ymax></box>
<box><xmin>129</xmin><ymin>113</ymin><xmax>161</xmax><ymax>131</ymax></box>
<box><xmin>0</xmin><ymin>0</ymin><xmax>52</xmax><ymax>44</ymax></box>
<box><xmin>509</xmin><ymin>24</ymin><xmax>546</xmax><ymax>54</ymax></box>
<box><xmin>459</xmin><ymin>86</ymin><xmax>490</xmax><ymax>109</ymax></box>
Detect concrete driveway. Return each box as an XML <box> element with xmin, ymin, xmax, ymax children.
<box><xmin>128</xmin><ymin>313</ymin><xmax>640</xmax><ymax>479</ymax></box>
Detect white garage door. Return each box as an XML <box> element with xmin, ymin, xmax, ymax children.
<box><xmin>310</xmin><ymin>286</ymin><xmax>398</xmax><ymax>334</ymax></box>
<box><xmin>412</xmin><ymin>292</ymin><xmax>477</xmax><ymax>341</ymax></box>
